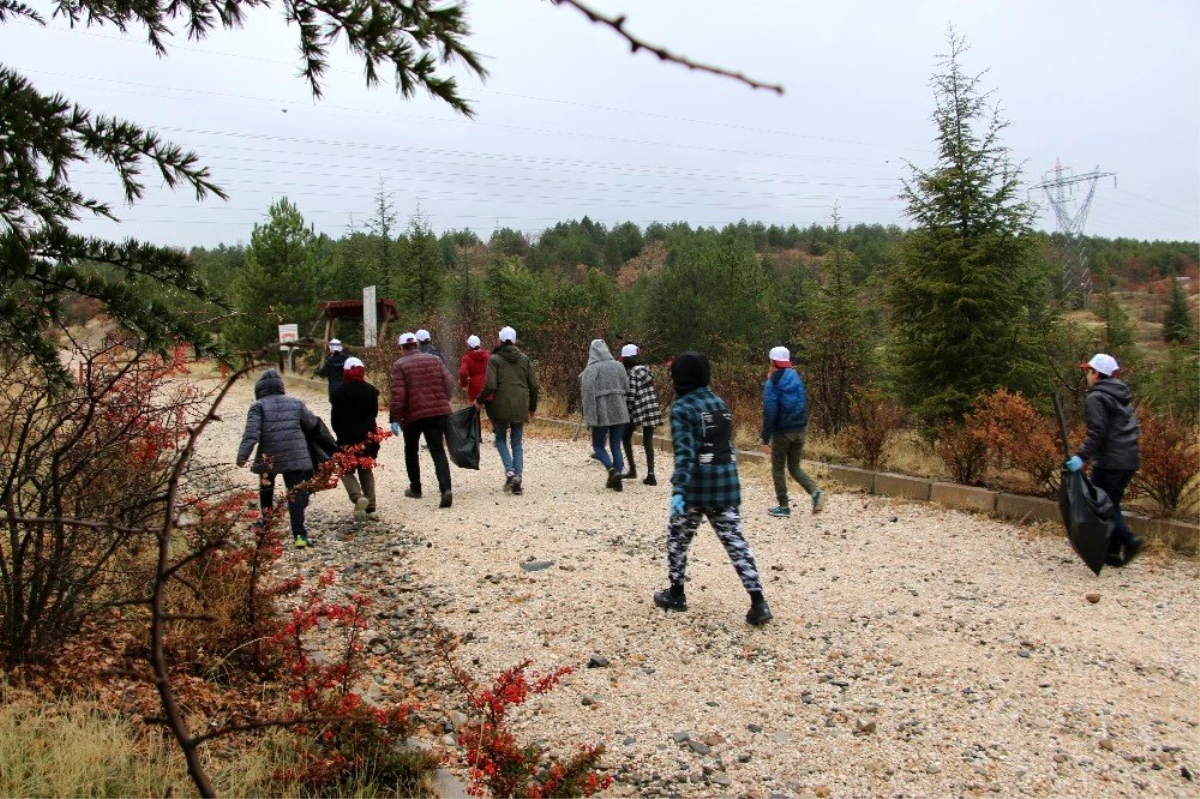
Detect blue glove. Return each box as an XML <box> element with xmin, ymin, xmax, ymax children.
<box><xmin>670</xmin><ymin>494</ymin><xmax>686</xmax><ymax>517</ymax></box>
<box><xmin>390</xmin><ymin>422</ymin><xmax>401</xmax><ymax>437</ymax></box>
<box><xmin>1065</xmin><ymin>455</ymin><xmax>1083</xmax><ymax>472</ymax></box>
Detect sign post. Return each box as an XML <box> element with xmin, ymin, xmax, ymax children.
<box><xmin>363</xmin><ymin>286</ymin><xmax>377</xmax><ymax>347</ymax></box>
<box><xmin>278</xmin><ymin>323</ymin><xmax>299</xmax><ymax>373</ymax></box>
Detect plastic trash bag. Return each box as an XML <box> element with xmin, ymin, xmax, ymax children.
<box><xmin>306</xmin><ymin>418</ymin><xmax>338</xmax><ymax>468</ymax></box>
<box><xmin>445</xmin><ymin>406</ymin><xmax>481</xmax><ymax>470</ymax></box>
<box><xmin>1058</xmin><ymin>468</ymin><xmax>1115</xmax><ymax>576</ymax></box>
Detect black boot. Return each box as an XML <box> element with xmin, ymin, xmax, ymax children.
<box><xmin>643</xmin><ymin>474</ymin><xmax>657</xmax><ymax>486</ymax></box>
<box><xmin>746</xmin><ymin>592</ymin><xmax>773</xmax><ymax>626</ymax></box>
<box><xmin>622</xmin><ymin>465</ymin><xmax>637</xmax><ymax>480</ymax></box>
<box><xmin>606</xmin><ymin>467</ymin><xmax>623</xmax><ymax>491</ymax></box>
<box><xmin>653</xmin><ymin>585</ymin><xmax>687</xmax><ymax>611</ymax></box>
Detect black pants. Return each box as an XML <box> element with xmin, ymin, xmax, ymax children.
<box><xmin>260</xmin><ymin>469</ymin><xmax>312</xmax><ymax>539</ymax></box>
<box><xmin>621</xmin><ymin>424</ymin><xmax>656</xmax><ymax>475</ymax></box>
<box><xmin>1091</xmin><ymin>466</ymin><xmax>1137</xmax><ymax>549</ymax></box>
<box><xmin>403</xmin><ymin>416</ymin><xmax>452</xmax><ymax>493</ymax></box>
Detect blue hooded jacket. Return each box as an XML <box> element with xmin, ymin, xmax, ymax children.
<box><xmin>761</xmin><ymin>367</ymin><xmax>808</xmax><ymax>444</ymax></box>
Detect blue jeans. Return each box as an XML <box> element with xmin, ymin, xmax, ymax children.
<box><xmin>591</xmin><ymin>424</ymin><xmax>625</xmax><ymax>472</ymax></box>
<box><xmin>260</xmin><ymin>469</ymin><xmax>311</xmax><ymax>539</ymax></box>
<box><xmin>494</xmin><ymin>422</ymin><xmax>524</xmax><ymax>476</ymax></box>
<box><xmin>1091</xmin><ymin>466</ymin><xmax>1137</xmax><ymax>548</ymax></box>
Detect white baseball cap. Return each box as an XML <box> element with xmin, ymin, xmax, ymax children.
<box><xmin>769</xmin><ymin>346</ymin><xmax>792</xmax><ymax>366</ymax></box>
<box><xmin>499</xmin><ymin>326</ymin><xmax>517</xmax><ymax>343</ymax></box>
<box><xmin>467</xmin><ymin>334</ymin><xmax>481</xmax><ymax>348</ymax></box>
<box><xmin>398</xmin><ymin>332</ymin><xmax>417</xmax><ymax>346</ymax></box>
<box><xmin>342</xmin><ymin>356</ymin><xmax>364</xmax><ymax>370</ymax></box>
<box><xmin>328</xmin><ymin>339</ymin><xmax>343</xmax><ymax>351</ymax></box>
<box><xmin>415</xmin><ymin>329</ymin><xmax>431</xmax><ymax>342</ymax></box>
<box><xmin>1082</xmin><ymin>353</ymin><xmax>1119</xmax><ymax>376</ymax></box>
<box><xmin>621</xmin><ymin>344</ymin><xmax>639</xmax><ymax>358</ymax></box>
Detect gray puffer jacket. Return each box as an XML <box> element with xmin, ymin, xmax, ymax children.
<box><xmin>1077</xmin><ymin>377</ymin><xmax>1140</xmax><ymax>471</ymax></box>
<box><xmin>579</xmin><ymin>340</ymin><xmax>630</xmax><ymax>428</ymax></box>
<box><xmin>237</xmin><ymin>369</ymin><xmax>321</xmax><ymax>474</ymax></box>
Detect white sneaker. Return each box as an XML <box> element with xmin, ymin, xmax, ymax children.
<box><xmin>353</xmin><ymin>496</ymin><xmax>370</xmax><ymax>521</ymax></box>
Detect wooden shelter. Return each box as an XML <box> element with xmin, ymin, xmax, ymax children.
<box><xmin>314</xmin><ymin>298</ymin><xmax>399</xmax><ymax>345</ymax></box>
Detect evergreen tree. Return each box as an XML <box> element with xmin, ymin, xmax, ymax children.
<box><xmin>886</xmin><ymin>31</ymin><xmax>1053</xmax><ymax>424</ymax></box>
<box><xmin>1163</xmin><ymin>278</ymin><xmax>1196</xmax><ymax>344</ymax></box>
<box><xmin>2</xmin><ymin>0</ymin><xmax>485</xmax><ymax>382</ymax></box>
<box><xmin>225</xmin><ymin>198</ymin><xmax>320</xmax><ymax>350</ymax></box>
<box><xmin>398</xmin><ymin>212</ymin><xmax>444</xmax><ymax>315</ymax></box>
<box><xmin>366</xmin><ymin>182</ymin><xmax>398</xmax><ymax>297</ymax></box>
<box><xmin>1093</xmin><ymin>286</ymin><xmax>1138</xmax><ymax>355</ymax></box>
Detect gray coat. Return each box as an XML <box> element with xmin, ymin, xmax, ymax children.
<box><xmin>237</xmin><ymin>369</ymin><xmax>321</xmax><ymax>474</ymax></box>
<box><xmin>579</xmin><ymin>340</ymin><xmax>630</xmax><ymax>428</ymax></box>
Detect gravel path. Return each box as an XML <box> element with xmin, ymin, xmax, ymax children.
<box><xmin>198</xmin><ymin>372</ymin><xmax>1199</xmax><ymax>798</ymax></box>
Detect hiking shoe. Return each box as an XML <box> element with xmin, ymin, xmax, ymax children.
<box><xmin>404</xmin><ymin>487</ymin><xmax>422</xmax><ymax>499</ymax></box>
<box><xmin>606</xmin><ymin>468</ymin><xmax>623</xmax><ymax>491</ymax></box>
<box><xmin>812</xmin><ymin>490</ymin><xmax>827</xmax><ymax>513</ymax></box>
<box><xmin>511</xmin><ymin>475</ymin><xmax>523</xmax><ymax>496</ymax></box>
<box><xmin>503</xmin><ymin>471</ymin><xmax>516</xmax><ymax>493</ymax></box>
<box><xmin>767</xmin><ymin>505</ymin><xmax>791</xmax><ymax>518</ymax></box>
<box><xmin>353</xmin><ymin>496</ymin><xmax>370</xmax><ymax>521</ymax></box>
<box><xmin>653</xmin><ymin>590</ymin><xmax>687</xmax><ymax>612</ymax></box>
<box><xmin>622</xmin><ymin>468</ymin><xmax>637</xmax><ymax>480</ymax></box>
<box><xmin>1123</xmin><ymin>536</ymin><xmax>1145</xmax><ymax>566</ymax></box>
<box><xmin>439</xmin><ymin>490</ymin><xmax>453</xmax><ymax>509</ymax></box>
<box><xmin>293</xmin><ymin>535</ymin><xmax>308</xmax><ymax>549</ymax></box>
<box><xmin>643</xmin><ymin>474</ymin><xmax>657</xmax><ymax>486</ymax></box>
<box><xmin>746</xmin><ymin>598</ymin><xmax>773</xmax><ymax>627</ymax></box>
<box><xmin>365</xmin><ymin>508</ymin><xmax>378</xmax><ymax>520</ymax></box>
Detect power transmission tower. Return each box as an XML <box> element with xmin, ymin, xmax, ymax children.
<box><xmin>1030</xmin><ymin>161</ymin><xmax>1116</xmax><ymax>307</ymax></box>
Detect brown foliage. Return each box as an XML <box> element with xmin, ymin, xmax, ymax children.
<box><xmin>842</xmin><ymin>387</ymin><xmax>904</xmax><ymax>470</ymax></box>
<box><xmin>1128</xmin><ymin>408</ymin><xmax>1200</xmax><ymax>517</ymax></box>
<box><xmin>934</xmin><ymin>423</ymin><xmax>990</xmax><ymax>487</ymax></box>
<box><xmin>968</xmin><ymin>389</ymin><xmax>1062</xmax><ymax>498</ymax></box>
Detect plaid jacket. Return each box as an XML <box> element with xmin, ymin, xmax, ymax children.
<box><xmin>670</xmin><ymin>387</ymin><xmax>740</xmax><ymax>508</ymax></box>
<box><xmin>626</xmin><ymin>364</ymin><xmax>664</xmax><ymax>427</ymax></box>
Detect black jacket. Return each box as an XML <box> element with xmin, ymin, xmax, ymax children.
<box><xmin>331</xmin><ymin>379</ymin><xmax>381</xmax><ymax>459</ymax></box>
<box><xmin>1077</xmin><ymin>378</ymin><xmax>1140</xmax><ymax>471</ymax></box>
<box><xmin>318</xmin><ymin>351</ymin><xmax>350</xmax><ymax>398</ymax></box>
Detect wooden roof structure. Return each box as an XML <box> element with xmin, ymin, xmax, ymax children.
<box><xmin>314</xmin><ymin>298</ymin><xmax>399</xmax><ymax>344</ymax></box>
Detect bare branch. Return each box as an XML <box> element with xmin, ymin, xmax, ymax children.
<box><xmin>551</xmin><ymin>0</ymin><xmax>784</xmax><ymax>95</ymax></box>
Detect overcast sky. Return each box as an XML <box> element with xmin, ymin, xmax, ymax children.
<box><xmin>7</xmin><ymin>0</ymin><xmax>1199</xmax><ymax>247</ymax></box>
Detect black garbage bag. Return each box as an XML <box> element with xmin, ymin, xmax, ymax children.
<box><xmin>1058</xmin><ymin>468</ymin><xmax>1115</xmax><ymax>576</ymax></box>
<box><xmin>305</xmin><ymin>418</ymin><xmax>338</xmax><ymax>469</ymax></box>
<box><xmin>445</xmin><ymin>406</ymin><xmax>481</xmax><ymax>470</ymax></box>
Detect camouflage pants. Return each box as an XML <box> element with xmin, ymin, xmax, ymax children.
<box><xmin>667</xmin><ymin>506</ymin><xmax>762</xmax><ymax>592</ymax></box>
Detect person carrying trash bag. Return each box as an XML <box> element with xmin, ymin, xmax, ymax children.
<box><xmin>619</xmin><ymin>343</ymin><xmax>663</xmax><ymax>486</ymax></box>
<box><xmin>236</xmin><ymin>369</ymin><xmax>324</xmax><ymax>548</ymax></box>
<box><xmin>317</xmin><ymin>339</ymin><xmax>349</xmax><ymax>400</ymax></box>
<box><xmin>580</xmin><ymin>339</ymin><xmax>631</xmax><ymax>491</ymax></box>
<box><xmin>654</xmin><ymin>351</ymin><xmax>773</xmax><ymax>627</ymax></box>
<box><xmin>1066</xmin><ymin>354</ymin><xmax>1144</xmax><ymax>567</ymax></box>
<box><xmin>330</xmin><ymin>356</ymin><xmax>381</xmax><ymax>521</ymax></box>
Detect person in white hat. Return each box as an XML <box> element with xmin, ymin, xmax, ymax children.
<box><xmin>476</xmin><ymin>326</ymin><xmax>538</xmax><ymax>495</ymax></box>
<box><xmin>389</xmin><ymin>333</ymin><xmax>456</xmax><ymax>508</ymax></box>
<box><xmin>317</xmin><ymin>338</ymin><xmax>349</xmax><ymax>400</ymax></box>
<box><xmin>1067</xmin><ymin>353</ymin><xmax>1143</xmax><ymax>566</ymax></box>
<box><xmin>761</xmin><ymin>346</ymin><xmax>825</xmax><ymax>518</ymax></box>
<box><xmin>415</xmin><ymin>328</ymin><xmax>446</xmax><ymax>365</ymax></box>
<box><xmin>618</xmin><ymin>342</ymin><xmax>664</xmax><ymax>485</ymax></box>
<box><xmin>330</xmin><ymin>356</ymin><xmax>380</xmax><ymax>520</ymax></box>
<box><xmin>458</xmin><ymin>334</ymin><xmax>489</xmax><ymax>403</ymax></box>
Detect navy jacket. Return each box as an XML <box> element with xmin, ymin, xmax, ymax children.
<box><xmin>761</xmin><ymin>368</ymin><xmax>808</xmax><ymax>444</ymax></box>
<box><xmin>237</xmin><ymin>370</ymin><xmax>321</xmax><ymax>474</ymax></box>
<box><xmin>1077</xmin><ymin>378</ymin><xmax>1140</xmax><ymax>471</ymax></box>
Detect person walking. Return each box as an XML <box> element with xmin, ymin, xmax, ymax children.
<box><xmin>237</xmin><ymin>368</ymin><xmax>328</xmax><ymax>548</ymax></box>
<box><xmin>580</xmin><ymin>339</ymin><xmax>630</xmax><ymax>491</ymax></box>
<box><xmin>619</xmin><ymin>343</ymin><xmax>663</xmax><ymax>485</ymax></box>
<box><xmin>317</xmin><ymin>339</ymin><xmax>349</xmax><ymax>400</ymax></box>
<box><xmin>1066</xmin><ymin>353</ymin><xmax>1144</xmax><ymax>566</ymax></box>
<box><xmin>476</xmin><ymin>326</ymin><xmax>538</xmax><ymax>495</ymax></box>
<box><xmin>330</xmin><ymin>356</ymin><xmax>381</xmax><ymax>521</ymax></box>
<box><xmin>761</xmin><ymin>346</ymin><xmax>825</xmax><ymax>518</ymax></box>
<box><xmin>415</xmin><ymin>329</ymin><xmax>446</xmax><ymax>365</ymax></box>
<box><xmin>458</xmin><ymin>334</ymin><xmax>489</xmax><ymax>403</ymax></box>
<box><xmin>655</xmin><ymin>351</ymin><xmax>773</xmax><ymax>626</ymax></box>
<box><xmin>389</xmin><ymin>332</ymin><xmax>455</xmax><ymax>508</ymax></box>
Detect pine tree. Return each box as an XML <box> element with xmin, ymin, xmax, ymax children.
<box><xmin>1</xmin><ymin>0</ymin><xmax>485</xmax><ymax>381</ymax></box>
<box><xmin>886</xmin><ymin>30</ymin><xmax>1053</xmax><ymax>425</ymax></box>
<box><xmin>225</xmin><ymin>198</ymin><xmax>320</xmax><ymax>351</ymax></box>
<box><xmin>398</xmin><ymin>212</ymin><xmax>444</xmax><ymax>316</ymax></box>
<box><xmin>1163</xmin><ymin>278</ymin><xmax>1196</xmax><ymax>344</ymax></box>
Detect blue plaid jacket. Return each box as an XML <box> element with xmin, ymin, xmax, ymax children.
<box><xmin>669</xmin><ymin>387</ymin><xmax>740</xmax><ymax>508</ymax></box>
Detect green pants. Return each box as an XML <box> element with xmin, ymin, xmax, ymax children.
<box><xmin>771</xmin><ymin>431</ymin><xmax>819</xmax><ymax>506</ymax></box>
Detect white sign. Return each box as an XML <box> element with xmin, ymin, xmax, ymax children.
<box><xmin>363</xmin><ymin>286</ymin><xmax>377</xmax><ymax>347</ymax></box>
<box><xmin>278</xmin><ymin>323</ymin><xmax>299</xmax><ymax>351</ymax></box>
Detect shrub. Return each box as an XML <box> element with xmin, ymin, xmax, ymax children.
<box><xmin>842</xmin><ymin>387</ymin><xmax>904</xmax><ymax>470</ymax></box>
<box><xmin>934</xmin><ymin>422</ymin><xmax>990</xmax><ymax>487</ymax></box>
<box><xmin>1128</xmin><ymin>409</ymin><xmax>1200</xmax><ymax>518</ymax></box>
<box><xmin>968</xmin><ymin>389</ymin><xmax>1061</xmax><ymax>497</ymax></box>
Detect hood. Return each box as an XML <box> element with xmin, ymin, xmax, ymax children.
<box><xmin>1091</xmin><ymin>377</ymin><xmax>1133</xmax><ymax>406</ymax></box>
<box><xmin>587</xmin><ymin>339</ymin><xmax>615</xmax><ymax>367</ymax></box>
<box><xmin>497</xmin><ymin>343</ymin><xmax>522</xmax><ymax>363</ymax></box>
<box><xmin>771</xmin><ymin>367</ymin><xmax>801</xmax><ymax>397</ymax></box>
<box><xmin>671</xmin><ymin>351</ymin><xmax>710</xmax><ymax>396</ymax></box>
<box><xmin>255</xmin><ymin>369</ymin><xmax>285</xmax><ymax>399</ymax></box>
<box><xmin>623</xmin><ymin>354</ymin><xmax>642</xmax><ymax>370</ymax></box>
